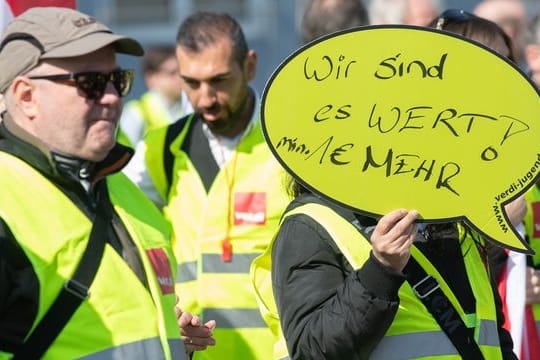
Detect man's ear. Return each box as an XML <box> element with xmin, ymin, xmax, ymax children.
<box><xmin>244</xmin><ymin>49</ymin><xmax>258</xmax><ymax>82</ymax></box>
<box><xmin>11</xmin><ymin>76</ymin><xmax>38</xmax><ymax>118</ymax></box>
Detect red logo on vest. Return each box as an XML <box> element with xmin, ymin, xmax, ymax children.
<box><xmin>532</xmin><ymin>202</ymin><xmax>540</xmax><ymax>238</ymax></box>
<box><xmin>234</xmin><ymin>192</ymin><xmax>267</xmax><ymax>225</ymax></box>
<box><xmin>146</xmin><ymin>248</ymin><xmax>174</xmax><ymax>294</ymax></box>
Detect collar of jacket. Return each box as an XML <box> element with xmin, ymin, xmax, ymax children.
<box><xmin>0</xmin><ymin>112</ymin><xmax>133</xmax><ymax>186</ymax></box>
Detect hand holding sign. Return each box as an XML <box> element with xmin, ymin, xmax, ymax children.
<box><xmin>262</xmin><ymin>26</ymin><xmax>540</xmax><ymax>253</ymax></box>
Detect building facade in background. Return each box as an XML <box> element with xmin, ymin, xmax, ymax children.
<box><xmin>78</xmin><ymin>0</ymin><xmax>537</xmax><ymax>98</ymax></box>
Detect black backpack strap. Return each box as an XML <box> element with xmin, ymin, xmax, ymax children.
<box><xmin>12</xmin><ymin>188</ymin><xmax>112</xmax><ymax>359</ymax></box>
<box><xmin>403</xmin><ymin>257</ymin><xmax>485</xmax><ymax>360</ymax></box>
<box><xmin>163</xmin><ymin>115</ymin><xmax>191</xmax><ymax>196</ymax></box>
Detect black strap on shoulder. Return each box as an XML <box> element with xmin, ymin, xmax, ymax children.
<box><xmin>349</xmin><ymin>217</ymin><xmax>484</xmax><ymax>359</ymax></box>
<box><xmin>403</xmin><ymin>257</ymin><xmax>485</xmax><ymax>360</ymax></box>
<box><xmin>163</xmin><ymin>115</ymin><xmax>190</xmax><ymax>195</ymax></box>
<box><xmin>12</xmin><ymin>189</ymin><xmax>111</xmax><ymax>359</ymax></box>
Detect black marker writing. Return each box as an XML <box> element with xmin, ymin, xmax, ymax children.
<box><xmin>304</xmin><ymin>54</ymin><xmax>357</xmax><ymax>81</ymax></box>
<box><xmin>367</xmin><ymin>103</ymin><xmax>529</xmax><ymax>159</ymax></box>
<box><xmin>374</xmin><ymin>53</ymin><xmax>448</xmax><ymax>80</ymax></box>
<box><xmin>361</xmin><ymin>145</ymin><xmax>460</xmax><ymax>195</ymax></box>
<box><xmin>276</xmin><ymin>137</ymin><xmax>310</xmax><ymax>155</ymax></box>
<box><xmin>314</xmin><ymin>104</ymin><xmax>352</xmax><ymax>122</ymax></box>
<box><xmin>305</xmin><ymin>136</ymin><xmax>354</xmax><ymax>164</ymax></box>
<box><xmin>499</xmin><ymin>115</ymin><xmax>530</xmax><ymax>145</ymax></box>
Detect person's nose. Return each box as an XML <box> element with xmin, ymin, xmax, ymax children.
<box><xmin>99</xmin><ymin>81</ymin><xmax>121</xmax><ymax>104</ymax></box>
<box><xmin>197</xmin><ymin>82</ymin><xmax>216</xmax><ymax>108</ymax></box>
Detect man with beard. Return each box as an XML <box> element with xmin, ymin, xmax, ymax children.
<box><xmin>124</xmin><ymin>11</ymin><xmax>290</xmax><ymax>360</ymax></box>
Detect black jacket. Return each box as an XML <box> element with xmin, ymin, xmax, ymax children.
<box><xmin>272</xmin><ymin>193</ymin><xmax>516</xmax><ymax>360</ymax></box>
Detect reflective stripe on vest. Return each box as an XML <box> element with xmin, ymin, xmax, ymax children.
<box><xmin>372</xmin><ymin>320</ymin><xmax>497</xmax><ymax>359</ymax></box>
<box><xmin>203</xmin><ymin>308</ymin><xmax>267</xmax><ymax>328</ymax></box>
<box><xmin>80</xmin><ymin>338</ymin><xmax>183</xmax><ymax>359</ymax></box>
<box><xmin>202</xmin><ymin>253</ymin><xmax>261</xmax><ymax>273</ymax></box>
<box><xmin>0</xmin><ymin>153</ymin><xmax>185</xmax><ymax>360</ymax></box>
<box><xmin>177</xmin><ymin>254</ymin><xmax>261</xmax><ymax>283</ymax></box>
<box><xmin>177</xmin><ymin>261</ymin><xmax>197</xmax><ymax>282</ymax></box>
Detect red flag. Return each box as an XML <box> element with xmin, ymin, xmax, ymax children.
<box><xmin>497</xmin><ymin>249</ymin><xmax>540</xmax><ymax>359</ymax></box>
<box><xmin>521</xmin><ymin>305</ymin><xmax>540</xmax><ymax>360</ymax></box>
<box><xmin>5</xmin><ymin>0</ymin><xmax>76</xmax><ymax>16</ymax></box>
<box><xmin>2</xmin><ymin>0</ymin><xmax>76</xmax><ymax>32</ymax></box>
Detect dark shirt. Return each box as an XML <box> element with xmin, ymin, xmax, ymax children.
<box><xmin>272</xmin><ymin>193</ymin><xmax>516</xmax><ymax>360</ymax></box>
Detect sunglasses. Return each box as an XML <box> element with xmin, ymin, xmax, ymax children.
<box><xmin>435</xmin><ymin>9</ymin><xmax>475</xmax><ymax>30</ymax></box>
<box><xmin>28</xmin><ymin>69</ymin><xmax>134</xmax><ymax>100</ymax></box>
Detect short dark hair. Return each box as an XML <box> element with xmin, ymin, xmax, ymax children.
<box><xmin>301</xmin><ymin>0</ymin><xmax>369</xmax><ymax>44</ymax></box>
<box><xmin>176</xmin><ymin>11</ymin><xmax>248</xmax><ymax>67</ymax></box>
<box><xmin>142</xmin><ymin>45</ymin><xmax>176</xmax><ymax>74</ymax></box>
<box><xmin>429</xmin><ymin>9</ymin><xmax>515</xmax><ymax>62</ymax></box>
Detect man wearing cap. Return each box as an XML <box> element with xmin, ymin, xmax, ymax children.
<box><xmin>0</xmin><ymin>7</ymin><xmax>214</xmax><ymax>359</ymax></box>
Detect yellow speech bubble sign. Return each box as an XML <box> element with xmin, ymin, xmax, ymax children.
<box><xmin>262</xmin><ymin>26</ymin><xmax>540</xmax><ymax>253</ymax></box>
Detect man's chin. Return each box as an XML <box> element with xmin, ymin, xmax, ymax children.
<box><xmin>201</xmin><ymin>113</ymin><xmax>221</xmax><ymax>123</ymax></box>
<box><xmin>87</xmin><ymin>135</ymin><xmax>117</xmax><ymax>162</ymax></box>
<box><xmin>201</xmin><ymin>117</ymin><xmax>223</xmax><ymax>129</ymax></box>
<box><xmin>89</xmin><ymin>147</ymin><xmax>114</xmax><ymax>162</ymax></box>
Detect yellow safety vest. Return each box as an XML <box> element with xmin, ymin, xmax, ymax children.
<box><xmin>524</xmin><ymin>184</ymin><xmax>540</xmax><ymax>339</ymax></box>
<box><xmin>117</xmin><ymin>92</ymin><xmax>176</xmax><ymax>148</ymax></box>
<box><xmin>116</xmin><ymin>128</ymin><xmax>133</xmax><ymax>148</ymax></box>
<box><xmin>251</xmin><ymin>203</ymin><xmax>503</xmax><ymax>359</ymax></box>
<box><xmin>145</xmin><ymin>115</ymin><xmax>290</xmax><ymax>359</ymax></box>
<box><xmin>0</xmin><ymin>152</ymin><xmax>185</xmax><ymax>360</ymax></box>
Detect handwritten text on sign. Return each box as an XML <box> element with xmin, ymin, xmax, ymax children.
<box><xmin>261</xmin><ymin>26</ymin><xmax>540</xmax><ymax>252</ymax></box>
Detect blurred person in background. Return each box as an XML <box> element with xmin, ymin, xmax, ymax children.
<box><xmin>434</xmin><ymin>7</ymin><xmax>539</xmax><ymax>358</ymax></box>
<box><xmin>525</xmin><ymin>10</ymin><xmax>540</xmax><ymax>85</ymax></box>
<box><xmin>117</xmin><ymin>45</ymin><xmax>192</xmax><ymax>148</ymax></box>
<box><xmin>518</xmin><ymin>8</ymin><xmax>540</xmax><ymax>354</ymax></box>
<box><xmin>368</xmin><ymin>0</ymin><xmax>443</xmax><ymax>25</ymax></box>
<box><xmin>301</xmin><ymin>0</ymin><xmax>369</xmax><ymax>43</ymax></box>
<box><xmin>474</xmin><ymin>0</ymin><xmax>529</xmax><ymax>68</ymax></box>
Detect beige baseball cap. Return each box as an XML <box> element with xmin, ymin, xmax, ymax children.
<box><xmin>0</xmin><ymin>7</ymin><xmax>144</xmax><ymax>93</ymax></box>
